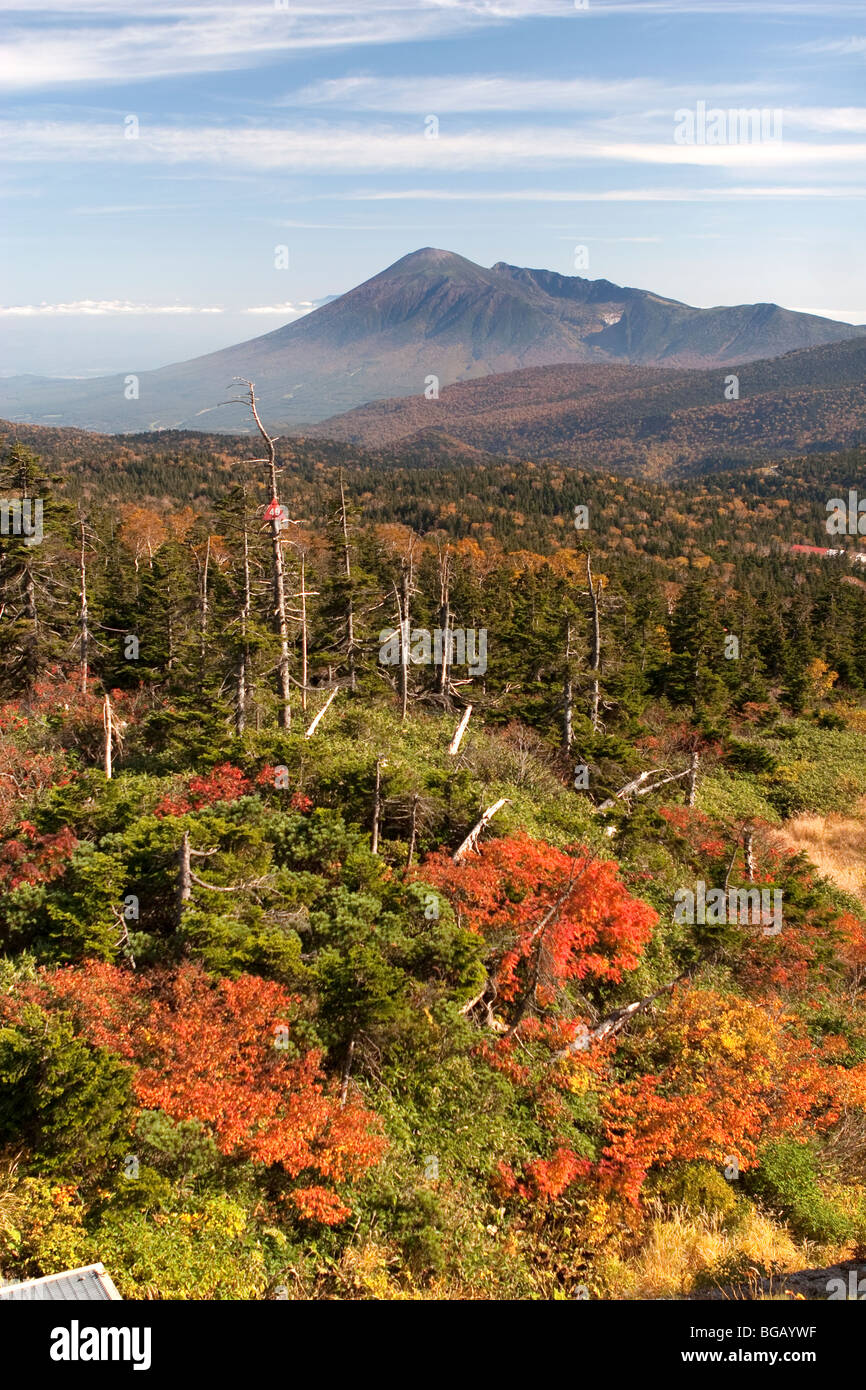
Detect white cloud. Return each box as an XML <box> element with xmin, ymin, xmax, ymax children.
<box><xmin>2</xmin><ymin>119</ymin><xmax>864</xmax><ymax>174</ymax></box>
<box><xmin>798</xmin><ymin>35</ymin><xmax>866</xmax><ymax>55</ymax></box>
<box><xmin>785</xmin><ymin>106</ymin><xmax>866</xmax><ymax>132</ymax></box>
<box><xmin>242</xmin><ymin>301</ymin><xmax>318</xmax><ymax>316</ymax></box>
<box><xmin>288</xmin><ymin>74</ymin><xmax>780</xmax><ymax>113</ymax></box>
<box><xmin>3</xmin><ymin>1</ymin><xmax>863</xmax><ymax>93</ymax></box>
<box><xmin>0</xmin><ymin>300</ymin><xmax>223</xmax><ymax>316</ymax></box>
<box><xmin>340</xmin><ymin>184</ymin><xmax>866</xmax><ymax>201</ymax></box>
<box><xmin>0</xmin><ymin>3</ymin><xmax>564</xmax><ymax>91</ymax></box>
<box><xmin>789</xmin><ymin>307</ymin><xmax>866</xmax><ymax>323</ymax></box>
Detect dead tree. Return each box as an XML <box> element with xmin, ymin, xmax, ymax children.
<box><xmin>399</xmin><ymin>563</ymin><xmax>411</xmax><ymax>722</ymax></box>
<box><xmin>111</xmin><ymin>904</ymin><xmax>136</xmax><ymax>970</ymax></box>
<box><xmin>404</xmin><ymin>793</ymin><xmax>421</xmax><ymax>874</ymax></box>
<box><xmin>436</xmin><ymin>544</ymin><xmax>452</xmax><ymax>697</ymax></box>
<box><xmin>586</xmin><ymin>553</ymin><xmax>602</xmax><ymax>734</ymax></box>
<box><xmin>686</xmin><ymin>749</ymin><xmax>700</xmax><ymax>807</ymax></box>
<box><xmin>453</xmin><ymin>798</ymin><xmax>510</xmax><ymax>864</ymax></box>
<box><xmin>743</xmin><ymin>825</ymin><xmax>755</xmax><ymax>882</ymax></box>
<box><xmin>563</xmin><ymin>618</ymin><xmax>574</xmax><ymax>752</ymax></box>
<box><xmin>449</xmin><ymin>705</ymin><xmax>472</xmax><ymax>756</ymax></box>
<box><xmin>236</xmin><ymin>486</ymin><xmax>253</xmax><ymax>736</ymax></box>
<box><xmin>102</xmin><ymin>693</ymin><xmax>114</xmax><ymax>780</ymax></box>
<box><xmin>228</xmin><ymin>379</ymin><xmax>292</xmax><ymax>730</ymax></box>
<box><xmin>337</xmin><ymin>469</ymin><xmax>356</xmax><ymax>693</ymax></box>
<box><xmin>77</xmin><ymin>516</ymin><xmax>91</xmax><ymax>695</ymax></box>
<box><xmin>550</xmin><ymin>971</ymin><xmax>692</xmax><ymax>1063</ymax></box>
<box><xmin>594</xmin><ymin>765</ymin><xmax>692</xmax><ymax>814</ymax></box>
<box><xmin>176</xmin><ymin>832</ymin><xmax>276</xmax><ymax>930</ymax></box>
<box><xmin>287</xmin><ymin>543</ymin><xmax>318</xmax><ymax>714</ymax></box>
<box><xmin>176</xmin><ymin>830</ymin><xmax>192</xmax><ymax>928</ymax></box>
<box><xmin>371</xmin><ymin>756</ymin><xmax>387</xmax><ymax>855</ymax></box>
<box><xmin>190</xmin><ymin>533</ymin><xmax>212</xmax><ymax>673</ymax></box>
<box><xmin>304</xmin><ymin>686</ymin><xmax>338</xmax><ymax>738</ymax></box>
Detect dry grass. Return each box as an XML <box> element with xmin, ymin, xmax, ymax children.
<box><xmin>593</xmin><ymin>1205</ymin><xmax>845</xmax><ymax>1301</ymax></box>
<box><xmin>772</xmin><ymin>800</ymin><xmax>866</xmax><ymax>903</ymax></box>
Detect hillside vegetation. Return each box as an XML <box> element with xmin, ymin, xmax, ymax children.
<box><xmin>2</xmin><ymin>420</ymin><xmax>866</xmax><ymax>1299</ymax></box>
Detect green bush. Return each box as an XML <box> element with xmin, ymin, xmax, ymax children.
<box><xmin>744</xmin><ymin>1139</ymin><xmax>854</xmax><ymax>1244</ymax></box>
<box><xmin>648</xmin><ymin>1161</ymin><xmax>739</xmax><ymax>1221</ymax></box>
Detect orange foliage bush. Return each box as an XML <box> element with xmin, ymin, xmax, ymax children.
<box><xmin>39</xmin><ymin>962</ymin><xmax>386</xmax><ymax>1223</ymax></box>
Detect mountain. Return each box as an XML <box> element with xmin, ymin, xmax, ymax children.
<box><xmin>1</xmin><ymin>248</ymin><xmax>864</xmax><ymax>434</ymax></box>
<box><xmin>311</xmin><ymin>336</ymin><xmax>866</xmax><ymax>477</ymax></box>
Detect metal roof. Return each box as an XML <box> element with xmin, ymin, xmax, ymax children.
<box><xmin>0</xmin><ymin>1263</ymin><xmax>122</xmax><ymax>1302</ymax></box>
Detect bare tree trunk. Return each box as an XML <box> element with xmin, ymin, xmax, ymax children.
<box><xmin>78</xmin><ymin>518</ymin><xmax>89</xmax><ymax>695</ymax></box>
<box><xmin>400</xmin><ymin>564</ymin><xmax>410</xmax><ymax>722</ymax></box>
<box><xmin>550</xmin><ymin>972</ymin><xmax>691</xmax><ymax>1062</ymax></box>
<box><xmin>586</xmin><ymin>554</ymin><xmax>602</xmax><ymax>734</ymax></box>
<box><xmin>23</xmin><ymin>563</ymin><xmax>38</xmax><ymax>691</ymax></box>
<box><xmin>744</xmin><ymin>826</ymin><xmax>755</xmax><ymax>882</ymax></box>
<box><xmin>686</xmin><ymin>749</ymin><xmax>700</xmax><ymax>807</ymax></box>
<box><xmin>199</xmin><ymin>535</ymin><xmax>211</xmax><ymax>671</ymax></box>
<box><xmin>102</xmin><ymin>693</ymin><xmax>113</xmax><ymax>780</ymax></box>
<box><xmin>595</xmin><ymin>765</ymin><xmax>691</xmax><ymax>814</ymax></box>
<box><xmin>449</xmin><ymin>704</ymin><xmax>472</xmax><ymax>756</ymax></box>
<box><xmin>238</xmin><ymin>379</ymin><xmax>291</xmax><ymax>730</ymax></box>
<box><xmin>405</xmin><ymin>793</ymin><xmax>420</xmax><ymax>875</ymax></box>
<box><xmin>296</xmin><ymin>552</ymin><xmax>308</xmax><ymax>713</ymax></box>
<box><xmin>166</xmin><ymin>572</ymin><xmax>175</xmax><ymax>672</ymax></box>
<box><xmin>437</xmin><ymin>545</ymin><xmax>451</xmax><ymax>697</ymax></box>
<box><xmin>304</xmin><ymin>686</ymin><xmax>338</xmax><ymax>738</ymax></box>
<box><xmin>453</xmin><ymin>798</ymin><xmax>509</xmax><ymax>865</ymax></box>
<box><xmin>338</xmin><ymin>469</ymin><xmax>356</xmax><ymax>693</ymax></box>
<box><xmin>339</xmin><ymin>1036</ymin><xmax>355</xmax><ymax>1109</ymax></box>
<box><xmin>371</xmin><ymin>756</ymin><xmax>386</xmax><ymax>855</ymax></box>
<box><xmin>176</xmin><ymin>830</ymin><xmax>191</xmax><ymax>929</ymax></box>
<box><xmin>563</xmin><ymin>619</ymin><xmax>573</xmax><ymax>751</ymax></box>
<box><xmin>236</xmin><ymin>495</ymin><xmax>251</xmax><ymax>736</ymax></box>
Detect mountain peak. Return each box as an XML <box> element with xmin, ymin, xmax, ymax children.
<box><xmin>2</xmin><ymin>249</ymin><xmax>864</xmax><ymax>433</ymax></box>
<box><xmin>384</xmin><ymin>247</ymin><xmax>484</xmax><ymax>274</ymax></box>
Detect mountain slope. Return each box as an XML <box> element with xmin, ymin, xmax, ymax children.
<box><xmin>1</xmin><ymin>248</ymin><xmax>863</xmax><ymax>434</ymax></box>
<box><xmin>311</xmin><ymin>336</ymin><xmax>866</xmax><ymax>477</ymax></box>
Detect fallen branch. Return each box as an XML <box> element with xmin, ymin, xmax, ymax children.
<box><xmin>304</xmin><ymin>686</ymin><xmax>339</xmax><ymax>739</ymax></box>
<box><xmin>595</xmin><ymin>766</ymin><xmax>691</xmax><ymax>814</ymax></box>
<box><xmin>448</xmin><ymin>704</ymin><xmax>472</xmax><ymax>756</ymax></box>
<box><xmin>550</xmin><ymin>970</ymin><xmax>692</xmax><ymax>1062</ymax></box>
<box><xmin>453</xmin><ymin>798</ymin><xmax>510</xmax><ymax>865</ymax></box>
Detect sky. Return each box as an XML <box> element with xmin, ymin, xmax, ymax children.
<box><xmin>1</xmin><ymin>0</ymin><xmax>865</xmax><ymax>376</ymax></box>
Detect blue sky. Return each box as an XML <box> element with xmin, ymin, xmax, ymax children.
<box><xmin>1</xmin><ymin>0</ymin><xmax>865</xmax><ymax>376</ymax></box>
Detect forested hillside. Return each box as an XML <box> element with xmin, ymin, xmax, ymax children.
<box><xmin>3</xmin><ymin>409</ymin><xmax>866</xmax><ymax>1300</ymax></box>
<box><xmin>312</xmin><ymin>338</ymin><xmax>866</xmax><ymax>475</ymax></box>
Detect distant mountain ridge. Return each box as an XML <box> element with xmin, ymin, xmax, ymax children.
<box><xmin>310</xmin><ymin>336</ymin><xmax>866</xmax><ymax>478</ymax></box>
<box><xmin>0</xmin><ymin>248</ymin><xmax>863</xmax><ymax>434</ymax></box>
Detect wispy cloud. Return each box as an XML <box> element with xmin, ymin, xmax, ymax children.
<box><xmin>797</xmin><ymin>35</ymin><xmax>866</xmax><ymax>55</ymax></box>
<box><xmin>340</xmin><ymin>184</ymin><xmax>866</xmax><ymax>201</ymax></box>
<box><xmin>5</xmin><ymin>1</ymin><xmax>864</xmax><ymax>94</ymax></box>
<box><xmin>789</xmin><ymin>306</ymin><xmax>866</xmax><ymax>322</ymax></box>
<box><xmin>0</xmin><ymin>2</ymin><xmax>567</xmax><ymax>91</ymax></box>
<box><xmin>0</xmin><ymin>300</ymin><xmax>223</xmax><ymax>316</ymax></box>
<box><xmin>2</xmin><ymin>119</ymin><xmax>864</xmax><ymax>173</ymax></box>
<box><xmin>287</xmin><ymin>74</ymin><xmax>780</xmax><ymax>113</ymax></box>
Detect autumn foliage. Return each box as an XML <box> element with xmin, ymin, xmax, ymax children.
<box><xmin>419</xmin><ymin>834</ymin><xmax>657</xmax><ymax>1013</ymax></box>
<box><xmin>37</xmin><ymin>963</ymin><xmax>386</xmax><ymax>1223</ymax></box>
<box><xmin>597</xmin><ymin>989</ymin><xmax>866</xmax><ymax>1201</ymax></box>
<box><xmin>0</xmin><ymin>821</ymin><xmax>77</xmax><ymax>890</ymax></box>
